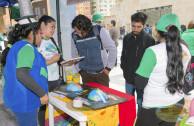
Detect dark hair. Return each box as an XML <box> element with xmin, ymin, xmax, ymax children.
<box><xmin>131</xmin><ymin>12</ymin><xmax>148</xmax><ymax>25</ymax></box>
<box><xmin>180</xmin><ymin>25</ymin><xmax>186</xmax><ymax>32</ymax></box>
<box><xmin>111</xmin><ymin>20</ymin><xmax>116</xmax><ymax>26</ymax></box>
<box><xmin>2</xmin><ymin>33</ymin><xmax>6</xmax><ymax>36</ymax></box>
<box><xmin>188</xmin><ymin>20</ymin><xmax>194</xmax><ymax>29</ymax></box>
<box><xmin>1</xmin><ymin>22</ymin><xmax>40</xmax><ymax>67</ymax></box>
<box><xmin>166</xmin><ymin>25</ymin><xmax>184</xmax><ymax>94</ymax></box>
<box><xmin>38</xmin><ymin>15</ymin><xmax>55</xmax><ymax>25</ymax></box>
<box><xmin>157</xmin><ymin>30</ymin><xmax>166</xmax><ymax>38</ymax></box>
<box><xmin>146</xmin><ymin>24</ymin><xmax>149</xmax><ymax>27</ymax></box>
<box><xmin>71</xmin><ymin>14</ymin><xmax>92</xmax><ymax>34</ymax></box>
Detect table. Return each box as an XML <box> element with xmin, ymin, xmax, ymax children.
<box><xmin>48</xmin><ymin>82</ymin><xmax>136</xmax><ymax>126</ymax></box>
<box><xmin>48</xmin><ymin>93</ymin><xmax>87</xmax><ymax>126</ymax></box>
<box><xmin>85</xmin><ymin>82</ymin><xmax>136</xmax><ymax>126</ymax></box>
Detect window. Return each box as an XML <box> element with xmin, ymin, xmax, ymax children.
<box><xmin>164</xmin><ymin>6</ymin><xmax>169</xmax><ymax>9</ymax></box>
<box><xmin>138</xmin><ymin>5</ymin><xmax>172</xmax><ymax>27</ymax></box>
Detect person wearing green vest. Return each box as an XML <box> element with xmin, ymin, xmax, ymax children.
<box><xmin>135</xmin><ymin>13</ymin><xmax>191</xmax><ymax>126</ymax></box>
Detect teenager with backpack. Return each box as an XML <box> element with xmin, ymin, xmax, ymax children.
<box><xmin>120</xmin><ymin>12</ymin><xmax>155</xmax><ymax>114</ymax></box>
<box><xmin>71</xmin><ymin>14</ymin><xmax>117</xmax><ymax>87</ymax></box>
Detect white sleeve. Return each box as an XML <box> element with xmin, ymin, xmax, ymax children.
<box><xmin>71</xmin><ymin>38</ymin><xmax>80</xmax><ymax>72</ymax></box>
<box><xmin>100</xmin><ymin>27</ymin><xmax>117</xmax><ymax>69</ymax></box>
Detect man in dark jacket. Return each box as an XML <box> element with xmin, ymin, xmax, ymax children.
<box><xmin>120</xmin><ymin>12</ymin><xmax>155</xmax><ymax>114</ymax></box>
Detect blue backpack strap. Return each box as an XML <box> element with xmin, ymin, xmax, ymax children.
<box><xmin>73</xmin><ymin>33</ymin><xmax>78</xmax><ymax>45</ymax></box>
<box><xmin>93</xmin><ymin>25</ymin><xmax>103</xmax><ymax>50</ymax></box>
<box><xmin>73</xmin><ymin>26</ymin><xmax>103</xmax><ymax>50</ymax></box>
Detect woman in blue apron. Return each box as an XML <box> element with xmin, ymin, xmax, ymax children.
<box><xmin>1</xmin><ymin>18</ymin><xmax>49</xmax><ymax>126</ymax></box>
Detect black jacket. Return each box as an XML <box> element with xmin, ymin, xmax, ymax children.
<box><xmin>120</xmin><ymin>30</ymin><xmax>155</xmax><ymax>84</ymax></box>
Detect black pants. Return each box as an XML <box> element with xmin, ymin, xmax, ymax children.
<box><xmin>135</xmin><ymin>99</ymin><xmax>184</xmax><ymax>126</ymax></box>
<box><xmin>80</xmin><ymin>70</ymin><xmax>110</xmax><ymax>87</ymax></box>
<box><xmin>38</xmin><ymin>80</ymin><xmax>60</xmax><ymax>126</ymax></box>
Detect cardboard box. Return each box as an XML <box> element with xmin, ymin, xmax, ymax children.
<box><xmin>0</xmin><ymin>7</ymin><xmax>5</xmax><ymax>16</ymax></box>
<box><xmin>0</xmin><ymin>16</ymin><xmax>6</xmax><ymax>33</ymax></box>
<box><xmin>32</xmin><ymin>0</ymin><xmax>48</xmax><ymax>20</ymax></box>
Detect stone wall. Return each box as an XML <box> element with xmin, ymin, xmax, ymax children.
<box><xmin>103</xmin><ymin>0</ymin><xmax>194</xmax><ymax>33</ymax></box>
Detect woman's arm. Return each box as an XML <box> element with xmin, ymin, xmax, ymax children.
<box><xmin>135</xmin><ymin>48</ymin><xmax>156</xmax><ymax>89</ymax></box>
<box><xmin>134</xmin><ymin>75</ymin><xmax>149</xmax><ymax>89</ymax></box>
<box><xmin>46</xmin><ymin>53</ymin><xmax>60</xmax><ymax>66</ymax></box>
<box><xmin>16</xmin><ymin>45</ymin><xmax>49</xmax><ymax>104</ymax></box>
<box><xmin>16</xmin><ymin>68</ymin><xmax>49</xmax><ymax>104</ymax></box>
<box><xmin>16</xmin><ymin>67</ymin><xmax>46</xmax><ymax>97</ymax></box>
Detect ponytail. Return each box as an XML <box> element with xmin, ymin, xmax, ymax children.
<box><xmin>1</xmin><ymin>22</ymin><xmax>40</xmax><ymax>67</ymax></box>
<box><xmin>166</xmin><ymin>25</ymin><xmax>184</xmax><ymax>94</ymax></box>
<box><xmin>1</xmin><ymin>26</ymin><xmax>21</xmax><ymax>67</ymax></box>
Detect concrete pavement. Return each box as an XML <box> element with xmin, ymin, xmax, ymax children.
<box><xmin>109</xmin><ymin>40</ymin><xmax>125</xmax><ymax>93</ymax></box>
<box><xmin>0</xmin><ymin>40</ymin><xmax>126</xmax><ymax>126</ymax></box>
<box><xmin>0</xmin><ymin>78</ymin><xmax>19</xmax><ymax>126</ymax></box>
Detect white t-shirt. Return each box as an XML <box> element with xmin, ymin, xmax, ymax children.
<box><xmin>136</xmin><ymin>42</ymin><xmax>191</xmax><ymax>108</ymax></box>
<box><xmin>38</xmin><ymin>38</ymin><xmax>59</xmax><ymax>81</ymax></box>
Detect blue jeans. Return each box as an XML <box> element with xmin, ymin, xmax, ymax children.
<box><xmin>13</xmin><ymin>110</ymin><xmax>37</xmax><ymax>126</ymax></box>
<box><xmin>125</xmin><ymin>81</ymin><xmax>143</xmax><ymax>114</ymax></box>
